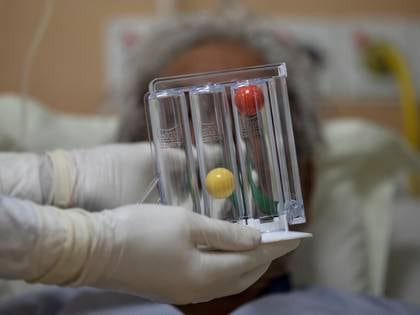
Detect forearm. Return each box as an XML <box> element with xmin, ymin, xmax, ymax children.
<box><xmin>0</xmin><ymin>195</ymin><xmax>41</xmax><ymax>280</ymax></box>
<box><xmin>0</xmin><ymin>149</ymin><xmax>79</xmax><ymax>208</ymax></box>
<box><xmin>0</xmin><ymin>195</ymin><xmax>63</xmax><ymax>281</ymax></box>
<box><xmin>0</xmin><ymin>195</ymin><xmax>106</xmax><ymax>285</ymax></box>
<box><xmin>0</xmin><ymin>143</ymin><xmax>156</xmax><ymax>211</ymax></box>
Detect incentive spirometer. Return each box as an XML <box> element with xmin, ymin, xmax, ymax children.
<box><xmin>144</xmin><ymin>63</ymin><xmax>311</xmax><ymax>242</ymax></box>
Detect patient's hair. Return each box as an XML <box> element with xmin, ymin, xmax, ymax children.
<box><xmin>117</xmin><ymin>16</ymin><xmax>322</xmax><ymax>163</ymax></box>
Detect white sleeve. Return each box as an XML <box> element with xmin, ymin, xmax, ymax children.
<box><xmin>0</xmin><ymin>195</ymin><xmax>92</xmax><ymax>284</ymax></box>
<box><xmin>0</xmin><ymin>196</ymin><xmax>39</xmax><ymax>280</ymax></box>
<box><xmin>0</xmin><ymin>152</ymin><xmax>51</xmax><ymax>204</ymax></box>
<box><xmin>0</xmin><ymin>196</ymin><xmax>60</xmax><ymax>280</ymax></box>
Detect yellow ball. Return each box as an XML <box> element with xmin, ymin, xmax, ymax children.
<box><xmin>205</xmin><ymin>168</ymin><xmax>235</xmax><ymax>199</ymax></box>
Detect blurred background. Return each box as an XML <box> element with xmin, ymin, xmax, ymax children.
<box><xmin>0</xmin><ymin>0</ymin><xmax>419</xmax><ymax>122</ymax></box>
<box><xmin>1</xmin><ymin>0</ymin><xmax>420</xmax><ymax>309</ymax></box>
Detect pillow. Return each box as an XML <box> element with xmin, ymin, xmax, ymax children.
<box><xmin>289</xmin><ymin>162</ymin><xmax>370</xmax><ymax>293</ymax></box>
<box><xmin>0</xmin><ymin>94</ymin><xmax>118</xmax><ymax>152</ymax></box>
<box><xmin>290</xmin><ymin>119</ymin><xmax>418</xmax><ymax>295</ymax></box>
<box><xmin>385</xmin><ymin>196</ymin><xmax>420</xmax><ymax>304</ymax></box>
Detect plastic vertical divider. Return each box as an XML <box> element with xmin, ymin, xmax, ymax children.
<box><xmin>230</xmin><ymin>85</ymin><xmax>253</xmax><ymax>223</ymax></box>
<box><xmin>272</xmin><ymin>68</ymin><xmax>305</xmax><ymax>224</ymax></box>
<box><xmin>230</xmin><ymin>79</ymin><xmax>287</xmax><ymax>232</ymax></box>
<box><xmin>147</xmin><ymin>89</ymin><xmax>201</xmax><ymax>214</ymax></box>
<box><xmin>268</xmin><ymin>77</ymin><xmax>293</xmax><ymax>229</ymax></box>
<box><xmin>221</xmin><ymin>87</ymin><xmax>246</xmax><ymax>220</ymax></box>
<box><xmin>179</xmin><ymin>90</ymin><xmax>201</xmax><ymax>214</ymax></box>
<box><xmin>189</xmin><ymin>89</ymin><xmax>209</xmax><ymax>217</ymax></box>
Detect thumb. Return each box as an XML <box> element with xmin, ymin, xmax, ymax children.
<box><xmin>189</xmin><ymin>213</ymin><xmax>261</xmax><ymax>251</ymax></box>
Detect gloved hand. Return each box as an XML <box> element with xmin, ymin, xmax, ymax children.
<box><xmin>0</xmin><ymin>152</ymin><xmax>48</xmax><ymax>204</ymax></box>
<box><xmin>45</xmin><ymin>143</ymin><xmax>157</xmax><ymax>211</ymax></box>
<box><xmin>0</xmin><ymin>198</ymin><xmax>300</xmax><ymax>304</ymax></box>
<box><xmin>0</xmin><ymin>143</ymin><xmax>227</xmax><ymax>212</ymax></box>
<box><xmin>0</xmin><ymin>144</ymin><xmax>157</xmax><ymax>210</ymax></box>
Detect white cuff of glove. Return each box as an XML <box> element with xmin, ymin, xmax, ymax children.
<box><xmin>46</xmin><ymin>150</ymin><xmax>77</xmax><ymax>208</ymax></box>
<box><xmin>0</xmin><ymin>196</ymin><xmax>112</xmax><ymax>285</ymax></box>
<box><xmin>45</xmin><ymin>143</ymin><xmax>156</xmax><ymax>211</ymax></box>
<box><xmin>25</xmin><ymin>206</ymin><xmax>97</xmax><ymax>285</ymax></box>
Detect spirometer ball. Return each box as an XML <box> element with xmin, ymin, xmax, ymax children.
<box><xmin>234</xmin><ymin>84</ymin><xmax>265</xmax><ymax>116</ymax></box>
<box><xmin>205</xmin><ymin>168</ymin><xmax>235</xmax><ymax>199</ymax></box>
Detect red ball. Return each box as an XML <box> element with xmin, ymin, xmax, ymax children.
<box><xmin>234</xmin><ymin>85</ymin><xmax>265</xmax><ymax>116</ymax></box>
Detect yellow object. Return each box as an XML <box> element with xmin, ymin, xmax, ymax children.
<box><xmin>362</xmin><ymin>38</ymin><xmax>420</xmax><ymax>195</ymax></box>
<box><xmin>363</xmin><ymin>40</ymin><xmax>419</xmax><ymax>149</ymax></box>
<box><xmin>383</xmin><ymin>45</ymin><xmax>419</xmax><ymax>150</ymax></box>
<box><xmin>205</xmin><ymin>168</ymin><xmax>235</xmax><ymax>199</ymax></box>
<box><xmin>384</xmin><ymin>45</ymin><xmax>420</xmax><ymax>195</ymax></box>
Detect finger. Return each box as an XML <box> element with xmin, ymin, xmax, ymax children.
<box><xmin>191</xmin><ymin>263</ymin><xmax>271</xmax><ymax>303</ymax></box>
<box><xmin>240</xmin><ymin>262</ymin><xmax>271</xmax><ymax>283</ymax></box>
<box><xmin>202</xmin><ymin>144</ymin><xmax>223</xmax><ymax>170</ymax></box>
<box><xmin>190</xmin><ymin>213</ymin><xmax>261</xmax><ymax>251</ymax></box>
<box><xmin>260</xmin><ymin>239</ymin><xmax>301</xmax><ymax>261</ymax></box>
<box><xmin>161</xmin><ymin>148</ymin><xmax>187</xmax><ymax>166</ymax></box>
<box><xmin>197</xmin><ymin>239</ymin><xmax>300</xmax><ymax>278</ymax></box>
<box><xmin>198</xmin><ymin>248</ymin><xmax>269</xmax><ymax>281</ymax></box>
<box><xmin>226</xmin><ymin>262</ymin><xmax>271</xmax><ymax>297</ymax></box>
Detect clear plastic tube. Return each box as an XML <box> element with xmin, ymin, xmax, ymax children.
<box><xmin>189</xmin><ymin>84</ymin><xmax>243</xmax><ymax>220</ymax></box>
<box><xmin>268</xmin><ymin>76</ymin><xmax>305</xmax><ymax>224</ymax></box>
<box><xmin>147</xmin><ymin>89</ymin><xmax>200</xmax><ymax>212</ymax></box>
<box><xmin>231</xmin><ymin>79</ymin><xmax>287</xmax><ymax>232</ymax></box>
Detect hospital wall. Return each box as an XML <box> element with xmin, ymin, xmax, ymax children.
<box><xmin>0</xmin><ymin>0</ymin><xmax>419</xmax><ymax>132</ymax></box>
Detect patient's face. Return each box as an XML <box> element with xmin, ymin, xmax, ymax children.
<box><xmin>155</xmin><ymin>39</ymin><xmax>315</xmax><ymax>314</ymax></box>
<box><xmin>158</xmin><ymin>39</ymin><xmax>266</xmax><ymax>76</ymax></box>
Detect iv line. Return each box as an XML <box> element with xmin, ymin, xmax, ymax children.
<box><xmin>19</xmin><ymin>0</ymin><xmax>55</xmax><ymax>150</ymax></box>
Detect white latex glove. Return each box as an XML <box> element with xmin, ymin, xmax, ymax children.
<box><xmin>0</xmin><ymin>197</ymin><xmax>300</xmax><ymax>304</ymax></box>
<box><xmin>46</xmin><ymin>143</ymin><xmax>157</xmax><ymax>211</ymax></box>
<box><xmin>46</xmin><ymin>143</ymin><xmax>229</xmax><ymax>212</ymax></box>
<box><xmin>0</xmin><ymin>143</ymin><xmax>189</xmax><ymax>211</ymax></box>
<box><xmin>0</xmin><ymin>143</ymin><xmax>229</xmax><ymax>212</ymax></box>
<box><xmin>0</xmin><ymin>152</ymin><xmax>46</xmax><ymax>204</ymax></box>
